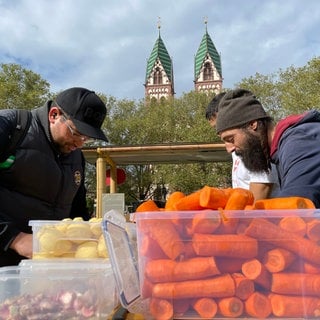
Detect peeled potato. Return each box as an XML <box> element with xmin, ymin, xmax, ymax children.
<box><xmin>97</xmin><ymin>235</ymin><xmax>108</xmax><ymax>258</ymax></box>
<box><xmin>90</xmin><ymin>218</ymin><xmax>102</xmax><ymax>237</ymax></box>
<box><xmin>74</xmin><ymin>241</ymin><xmax>99</xmax><ymax>258</ymax></box>
<box><xmin>38</xmin><ymin>227</ymin><xmax>66</xmax><ymax>254</ymax></box>
<box><xmin>66</xmin><ymin>223</ymin><xmax>92</xmax><ymax>243</ymax></box>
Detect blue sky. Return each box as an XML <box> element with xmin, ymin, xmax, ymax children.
<box><xmin>1</xmin><ymin>0</ymin><xmax>319</xmax><ymax>100</ymax></box>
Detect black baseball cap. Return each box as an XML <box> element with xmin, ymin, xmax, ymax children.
<box><xmin>56</xmin><ymin>87</ymin><xmax>108</xmax><ymax>142</ymax></box>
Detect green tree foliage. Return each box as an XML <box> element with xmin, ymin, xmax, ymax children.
<box><xmin>0</xmin><ymin>63</ymin><xmax>50</xmax><ymax>110</ymax></box>
<box><xmin>236</xmin><ymin>56</ymin><xmax>320</xmax><ymax>120</ymax></box>
<box><xmin>101</xmin><ymin>91</ymin><xmax>231</xmax><ymax>205</ymax></box>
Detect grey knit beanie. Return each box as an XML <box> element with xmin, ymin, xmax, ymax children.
<box><xmin>216</xmin><ymin>88</ymin><xmax>269</xmax><ymax>133</ymax></box>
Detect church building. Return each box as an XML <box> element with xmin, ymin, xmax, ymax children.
<box><xmin>144</xmin><ymin>20</ymin><xmax>223</xmax><ymax>101</ymax></box>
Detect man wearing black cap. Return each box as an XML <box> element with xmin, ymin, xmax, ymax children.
<box><xmin>0</xmin><ymin>87</ymin><xmax>108</xmax><ymax>266</ymax></box>
<box><xmin>216</xmin><ymin>88</ymin><xmax>320</xmax><ymax>207</ymax></box>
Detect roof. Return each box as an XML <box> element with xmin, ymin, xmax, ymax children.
<box><xmin>145</xmin><ymin>33</ymin><xmax>173</xmax><ymax>82</ymax></box>
<box><xmin>194</xmin><ymin>29</ymin><xmax>222</xmax><ymax>79</ymax></box>
<box><xmin>82</xmin><ymin>143</ymin><xmax>231</xmax><ymax>166</ymax></box>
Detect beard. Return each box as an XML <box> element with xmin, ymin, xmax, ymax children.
<box><xmin>235</xmin><ymin>130</ymin><xmax>270</xmax><ymax>173</ymax></box>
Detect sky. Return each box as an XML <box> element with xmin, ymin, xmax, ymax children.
<box><xmin>1</xmin><ymin>0</ymin><xmax>320</xmax><ymax>101</ymax></box>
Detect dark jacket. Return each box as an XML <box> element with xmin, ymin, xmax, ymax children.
<box><xmin>271</xmin><ymin>110</ymin><xmax>320</xmax><ymax>207</ymax></box>
<box><xmin>0</xmin><ymin>102</ymin><xmax>89</xmax><ymax>266</ymax></box>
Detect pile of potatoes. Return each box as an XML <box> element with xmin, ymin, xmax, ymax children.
<box><xmin>33</xmin><ymin>217</ymin><xmax>108</xmax><ymax>259</ymax></box>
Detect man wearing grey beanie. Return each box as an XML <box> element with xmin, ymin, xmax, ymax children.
<box><xmin>216</xmin><ymin>88</ymin><xmax>320</xmax><ymax>208</ymax></box>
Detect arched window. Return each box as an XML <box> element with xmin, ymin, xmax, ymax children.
<box><xmin>203</xmin><ymin>62</ymin><xmax>213</xmax><ymax>80</ymax></box>
<box><xmin>153</xmin><ymin>67</ymin><xmax>162</xmax><ymax>84</ymax></box>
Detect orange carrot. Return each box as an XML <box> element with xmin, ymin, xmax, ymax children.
<box><xmin>303</xmin><ymin>261</ymin><xmax>320</xmax><ymax>274</ymax></box>
<box><xmin>135</xmin><ymin>200</ymin><xmax>160</xmax><ymax>212</ymax></box>
<box><xmin>145</xmin><ymin>257</ymin><xmax>220</xmax><ymax>283</ymax></box>
<box><xmin>245</xmin><ymin>292</ymin><xmax>272</xmax><ymax>318</ymax></box>
<box><xmin>224</xmin><ymin>188</ymin><xmax>254</xmax><ymax>210</ymax></box>
<box><xmin>231</xmin><ymin>273</ymin><xmax>255</xmax><ymax>300</ymax></box>
<box><xmin>173</xmin><ymin>190</ymin><xmax>203</xmax><ymax>210</ymax></box>
<box><xmin>140</xmin><ymin>235</ymin><xmax>166</xmax><ymax>259</ymax></box>
<box><xmin>269</xmin><ymin>293</ymin><xmax>320</xmax><ymax>318</ymax></box>
<box><xmin>217</xmin><ymin>296</ymin><xmax>244</xmax><ymax>318</ymax></box>
<box><xmin>244</xmin><ymin>218</ymin><xmax>320</xmax><ymax>266</ymax></box>
<box><xmin>242</xmin><ymin>258</ymin><xmax>271</xmax><ymax>290</ymax></box>
<box><xmin>278</xmin><ymin>216</ymin><xmax>307</xmax><ymax>237</ymax></box>
<box><xmin>216</xmin><ymin>209</ymin><xmax>240</xmax><ymax>234</ymax></box>
<box><xmin>263</xmin><ymin>247</ymin><xmax>296</xmax><ymax>273</ymax></box>
<box><xmin>199</xmin><ymin>186</ymin><xmax>228</xmax><ymax>209</ymax></box>
<box><xmin>192</xmin><ymin>298</ymin><xmax>218</xmax><ymax>318</ymax></box>
<box><xmin>216</xmin><ymin>257</ymin><xmax>247</xmax><ymax>273</ymax></box>
<box><xmin>271</xmin><ymin>272</ymin><xmax>320</xmax><ymax>296</ymax></box>
<box><xmin>192</xmin><ymin>233</ymin><xmax>258</xmax><ymax>259</ymax></box>
<box><xmin>253</xmin><ymin>196</ymin><xmax>315</xmax><ymax>209</ymax></box>
<box><xmin>143</xmin><ymin>219</ymin><xmax>185</xmax><ymax>260</ymax></box>
<box><xmin>185</xmin><ymin>210</ymin><xmax>221</xmax><ymax>235</ymax></box>
<box><xmin>165</xmin><ymin>191</ymin><xmax>185</xmax><ymax>211</ymax></box>
<box><xmin>307</xmin><ymin>219</ymin><xmax>320</xmax><ymax>242</ymax></box>
<box><xmin>152</xmin><ymin>274</ymin><xmax>235</xmax><ymax>299</ymax></box>
<box><xmin>149</xmin><ymin>298</ymin><xmax>173</xmax><ymax>320</ymax></box>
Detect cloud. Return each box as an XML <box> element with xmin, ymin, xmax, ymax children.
<box><xmin>0</xmin><ymin>0</ymin><xmax>320</xmax><ymax>100</ymax></box>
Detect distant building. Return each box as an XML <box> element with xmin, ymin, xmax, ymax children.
<box><xmin>194</xmin><ymin>21</ymin><xmax>223</xmax><ymax>95</ymax></box>
<box><xmin>144</xmin><ymin>20</ymin><xmax>223</xmax><ymax>101</ymax></box>
<box><xmin>144</xmin><ymin>23</ymin><xmax>174</xmax><ymax>102</ymax></box>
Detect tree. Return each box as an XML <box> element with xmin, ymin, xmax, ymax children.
<box><xmin>0</xmin><ymin>63</ymin><xmax>50</xmax><ymax>110</ymax></box>
<box><xmin>236</xmin><ymin>56</ymin><xmax>320</xmax><ymax>120</ymax></box>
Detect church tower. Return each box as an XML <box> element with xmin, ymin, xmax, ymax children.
<box><xmin>194</xmin><ymin>20</ymin><xmax>223</xmax><ymax>94</ymax></box>
<box><xmin>144</xmin><ymin>20</ymin><xmax>174</xmax><ymax>102</ymax></box>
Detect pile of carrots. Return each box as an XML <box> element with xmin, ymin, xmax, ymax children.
<box><xmin>134</xmin><ymin>186</ymin><xmax>320</xmax><ymax>319</ymax></box>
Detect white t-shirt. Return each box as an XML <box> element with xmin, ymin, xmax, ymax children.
<box><xmin>232</xmin><ymin>152</ymin><xmax>278</xmax><ymax>190</ymax></box>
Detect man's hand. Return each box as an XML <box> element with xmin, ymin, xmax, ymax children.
<box><xmin>9</xmin><ymin>232</ymin><xmax>33</xmax><ymax>258</ymax></box>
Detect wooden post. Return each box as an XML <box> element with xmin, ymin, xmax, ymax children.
<box><xmin>96</xmin><ymin>149</ymin><xmax>106</xmax><ymax>218</ymax></box>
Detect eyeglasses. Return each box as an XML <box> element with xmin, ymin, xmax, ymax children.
<box><xmin>61</xmin><ymin>114</ymin><xmax>90</xmax><ymax>142</ymax></box>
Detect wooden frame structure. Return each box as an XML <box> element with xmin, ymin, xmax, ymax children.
<box><xmin>82</xmin><ymin>143</ymin><xmax>230</xmax><ymax>217</ymax></box>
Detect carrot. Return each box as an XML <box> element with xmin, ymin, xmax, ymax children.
<box><xmin>192</xmin><ymin>297</ymin><xmax>218</xmax><ymax>318</ymax></box>
<box><xmin>192</xmin><ymin>233</ymin><xmax>258</xmax><ymax>259</ymax></box>
<box><xmin>165</xmin><ymin>191</ymin><xmax>185</xmax><ymax>210</ymax></box>
<box><xmin>303</xmin><ymin>261</ymin><xmax>320</xmax><ymax>274</ymax></box>
<box><xmin>224</xmin><ymin>188</ymin><xmax>254</xmax><ymax>210</ymax></box>
<box><xmin>253</xmin><ymin>196</ymin><xmax>315</xmax><ymax>209</ymax></box>
<box><xmin>173</xmin><ymin>190</ymin><xmax>203</xmax><ymax>210</ymax></box>
<box><xmin>244</xmin><ymin>218</ymin><xmax>320</xmax><ymax>266</ymax></box>
<box><xmin>185</xmin><ymin>210</ymin><xmax>221</xmax><ymax>235</ymax></box>
<box><xmin>307</xmin><ymin>219</ymin><xmax>320</xmax><ymax>242</ymax></box>
<box><xmin>216</xmin><ymin>257</ymin><xmax>247</xmax><ymax>273</ymax></box>
<box><xmin>242</xmin><ymin>258</ymin><xmax>271</xmax><ymax>290</ymax></box>
<box><xmin>245</xmin><ymin>292</ymin><xmax>272</xmax><ymax>318</ymax></box>
<box><xmin>149</xmin><ymin>298</ymin><xmax>173</xmax><ymax>320</ymax></box>
<box><xmin>140</xmin><ymin>235</ymin><xmax>166</xmax><ymax>259</ymax></box>
<box><xmin>135</xmin><ymin>200</ymin><xmax>160</xmax><ymax>212</ymax></box>
<box><xmin>199</xmin><ymin>186</ymin><xmax>228</xmax><ymax>209</ymax></box>
<box><xmin>278</xmin><ymin>216</ymin><xmax>307</xmax><ymax>237</ymax></box>
<box><xmin>152</xmin><ymin>273</ymin><xmax>235</xmax><ymax>299</ymax></box>
<box><xmin>231</xmin><ymin>273</ymin><xmax>255</xmax><ymax>300</ymax></box>
<box><xmin>269</xmin><ymin>293</ymin><xmax>320</xmax><ymax>318</ymax></box>
<box><xmin>143</xmin><ymin>219</ymin><xmax>185</xmax><ymax>260</ymax></box>
<box><xmin>216</xmin><ymin>209</ymin><xmax>240</xmax><ymax>234</ymax></box>
<box><xmin>145</xmin><ymin>257</ymin><xmax>221</xmax><ymax>283</ymax></box>
<box><xmin>271</xmin><ymin>272</ymin><xmax>320</xmax><ymax>296</ymax></box>
<box><xmin>217</xmin><ymin>296</ymin><xmax>244</xmax><ymax>318</ymax></box>
<box><xmin>263</xmin><ymin>247</ymin><xmax>296</xmax><ymax>273</ymax></box>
